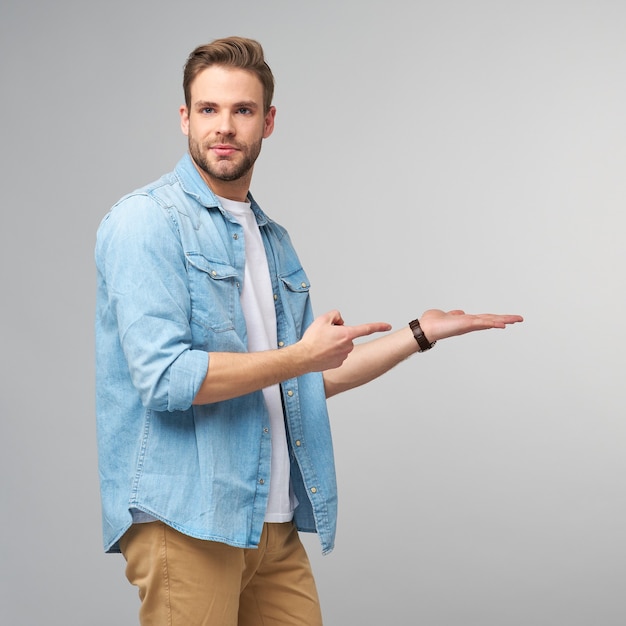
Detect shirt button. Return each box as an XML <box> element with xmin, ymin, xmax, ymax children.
<box><xmin>263</xmin><ymin>427</ymin><xmax>269</xmax><ymax>433</ymax></box>
<box><xmin>310</xmin><ymin>487</ymin><xmax>317</xmax><ymax>494</ymax></box>
<box><xmin>259</xmin><ymin>478</ymin><xmax>265</xmax><ymax>485</ymax></box>
<box><xmin>301</xmin><ymin>282</ymin><xmax>307</xmax><ymax>288</ymax></box>
<box><xmin>211</xmin><ymin>270</ymin><xmax>217</xmax><ymax>276</ymax></box>
<box><xmin>274</xmin><ymin>294</ymin><xmax>278</xmax><ymax>301</ymax></box>
<box><xmin>287</xmin><ymin>390</ymin><xmax>294</xmax><ymax>397</ymax></box>
<box><xmin>295</xmin><ymin>440</ymin><xmax>301</xmax><ymax>447</ymax></box>
<box><xmin>278</xmin><ymin>341</ymin><xmax>284</xmax><ymax>347</ymax></box>
<box><xmin>233</xmin><ymin>233</ymin><xmax>239</xmax><ymax>240</ymax></box>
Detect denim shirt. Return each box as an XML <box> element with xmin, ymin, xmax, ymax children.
<box><xmin>95</xmin><ymin>154</ymin><xmax>337</xmax><ymax>555</ymax></box>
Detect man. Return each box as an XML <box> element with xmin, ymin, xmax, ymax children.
<box><xmin>95</xmin><ymin>36</ymin><xmax>523</xmax><ymax>625</ymax></box>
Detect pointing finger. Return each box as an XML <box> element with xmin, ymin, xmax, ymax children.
<box><xmin>347</xmin><ymin>322</ymin><xmax>392</xmax><ymax>340</ymax></box>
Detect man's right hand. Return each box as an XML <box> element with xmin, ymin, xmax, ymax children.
<box><xmin>297</xmin><ymin>310</ymin><xmax>392</xmax><ymax>372</ymax></box>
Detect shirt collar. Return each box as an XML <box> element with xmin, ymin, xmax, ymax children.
<box><xmin>175</xmin><ymin>153</ymin><xmax>269</xmax><ymax>227</ymax></box>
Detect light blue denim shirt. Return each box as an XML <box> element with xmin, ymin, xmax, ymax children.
<box><xmin>95</xmin><ymin>154</ymin><xmax>337</xmax><ymax>555</ymax></box>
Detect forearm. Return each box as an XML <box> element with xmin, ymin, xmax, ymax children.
<box><xmin>193</xmin><ymin>310</ymin><xmax>393</xmax><ymax>405</ymax></box>
<box><xmin>192</xmin><ymin>344</ymin><xmax>312</xmax><ymax>405</ymax></box>
<box><xmin>323</xmin><ymin>326</ymin><xmax>419</xmax><ymax>398</ymax></box>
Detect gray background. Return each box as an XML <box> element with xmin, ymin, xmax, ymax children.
<box><xmin>1</xmin><ymin>0</ymin><xmax>624</xmax><ymax>624</ymax></box>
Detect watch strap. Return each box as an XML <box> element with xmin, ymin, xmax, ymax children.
<box><xmin>409</xmin><ymin>318</ymin><xmax>436</xmax><ymax>352</ymax></box>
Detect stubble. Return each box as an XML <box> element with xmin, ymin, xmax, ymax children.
<box><xmin>188</xmin><ymin>136</ymin><xmax>262</xmax><ymax>182</ymax></box>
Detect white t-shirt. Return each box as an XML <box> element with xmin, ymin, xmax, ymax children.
<box><xmin>219</xmin><ymin>196</ymin><xmax>295</xmax><ymax>523</ymax></box>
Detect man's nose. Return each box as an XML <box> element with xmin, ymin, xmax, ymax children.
<box><xmin>216</xmin><ymin>111</ymin><xmax>235</xmax><ymax>135</ymax></box>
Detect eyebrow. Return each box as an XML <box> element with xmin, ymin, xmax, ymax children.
<box><xmin>194</xmin><ymin>100</ymin><xmax>259</xmax><ymax>110</ymax></box>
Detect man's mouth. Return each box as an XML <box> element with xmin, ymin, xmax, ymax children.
<box><xmin>210</xmin><ymin>144</ymin><xmax>239</xmax><ymax>157</ymax></box>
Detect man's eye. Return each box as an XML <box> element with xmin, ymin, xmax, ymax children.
<box><xmin>201</xmin><ymin>107</ymin><xmax>215</xmax><ymax>114</ymax></box>
<box><xmin>237</xmin><ymin>108</ymin><xmax>251</xmax><ymax>115</ymax></box>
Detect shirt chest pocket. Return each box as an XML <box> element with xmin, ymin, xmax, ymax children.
<box><xmin>279</xmin><ymin>267</ymin><xmax>311</xmax><ymax>339</ymax></box>
<box><xmin>186</xmin><ymin>253</ymin><xmax>240</xmax><ymax>336</ymax></box>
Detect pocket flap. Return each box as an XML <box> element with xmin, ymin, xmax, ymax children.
<box><xmin>186</xmin><ymin>253</ymin><xmax>238</xmax><ymax>280</ymax></box>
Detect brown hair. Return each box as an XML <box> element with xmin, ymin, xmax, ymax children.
<box><xmin>183</xmin><ymin>36</ymin><xmax>275</xmax><ymax>112</ymax></box>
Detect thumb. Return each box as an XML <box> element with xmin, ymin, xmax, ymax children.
<box><xmin>326</xmin><ymin>310</ymin><xmax>345</xmax><ymax>326</ymax></box>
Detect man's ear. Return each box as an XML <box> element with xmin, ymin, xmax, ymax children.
<box><xmin>263</xmin><ymin>106</ymin><xmax>277</xmax><ymax>139</ymax></box>
<box><xmin>180</xmin><ymin>105</ymin><xmax>190</xmax><ymax>136</ymax></box>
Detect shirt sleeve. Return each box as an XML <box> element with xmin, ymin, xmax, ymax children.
<box><xmin>96</xmin><ymin>193</ymin><xmax>208</xmax><ymax>411</ymax></box>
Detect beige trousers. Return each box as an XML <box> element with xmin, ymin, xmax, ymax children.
<box><xmin>119</xmin><ymin>520</ymin><xmax>323</xmax><ymax>626</ymax></box>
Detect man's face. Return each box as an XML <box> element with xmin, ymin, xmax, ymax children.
<box><xmin>180</xmin><ymin>65</ymin><xmax>275</xmax><ymax>199</ymax></box>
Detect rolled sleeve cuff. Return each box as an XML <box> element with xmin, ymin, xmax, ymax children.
<box><xmin>167</xmin><ymin>349</ymin><xmax>209</xmax><ymax>411</ymax></box>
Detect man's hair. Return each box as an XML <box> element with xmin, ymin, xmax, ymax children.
<box><xmin>183</xmin><ymin>36</ymin><xmax>275</xmax><ymax>113</ymax></box>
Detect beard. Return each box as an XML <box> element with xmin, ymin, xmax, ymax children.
<box><xmin>188</xmin><ymin>135</ymin><xmax>263</xmax><ymax>182</ymax></box>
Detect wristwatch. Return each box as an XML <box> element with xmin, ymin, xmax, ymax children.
<box><xmin>409</xmin><ymin>318</ymin><xmax>436</xmax><ymax>352</ymax></box>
